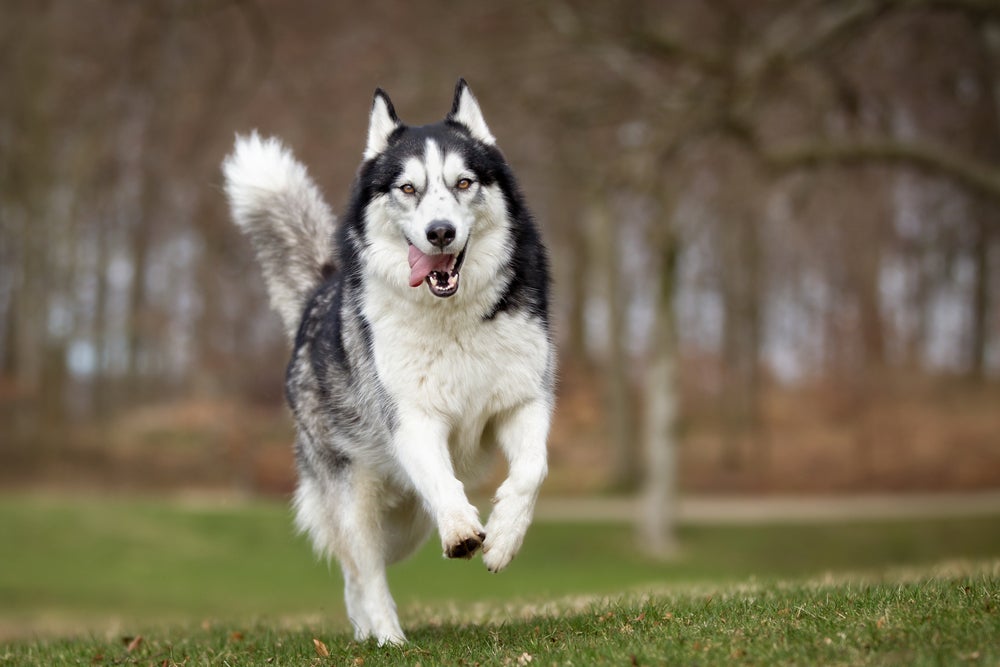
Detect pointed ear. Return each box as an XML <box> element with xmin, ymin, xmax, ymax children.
<box><xmin>364</xmin><ymin>88</ymin><xmax>401</xmax><ymax>160</ymax></box>
<box><xmin>446</xmin><ymin>78</ymin><xmax>495</xmax><ymax>145</ymax></box>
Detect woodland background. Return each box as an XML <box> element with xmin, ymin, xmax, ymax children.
<box><xmin>2</xmin><ymin>0</ymin><xmax>999</xmax><ymax>502</ymax></box>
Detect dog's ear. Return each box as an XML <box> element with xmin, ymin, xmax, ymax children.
<box><xmin>447</xmin><ymin>79</ymin><xmax>495</xmax><ymax>145</ymax></box>
<box><xmin>364</xmin><ymin>88</ymin><xmax>401</xmax><ymax>160</ymax></box>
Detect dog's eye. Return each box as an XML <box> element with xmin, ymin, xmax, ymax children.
<box><xmin>399</xmin><ymin>183</ymin><xmax>416</xmax><ymax>195</ymax></box>
<box><xmin>456</xmin><ymin>178</ymin><xmax>473</xmax><ymax>191</ymax></box>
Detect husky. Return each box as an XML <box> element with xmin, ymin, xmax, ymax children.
<box><xmin>222</xmin><ymin>80</ymin><xmax>554</xmax><ymax>644</ymax></box>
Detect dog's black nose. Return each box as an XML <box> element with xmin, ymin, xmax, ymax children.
<box><xmin>426</xmin><ymin>220</ymin><xmax>456</xmax><ymax>248</ymax></box>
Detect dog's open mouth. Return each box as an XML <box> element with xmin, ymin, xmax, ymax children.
<box><xmin>407</xmin><ymin>243</ymin><xmax>467</xmax><ymax>298</ymax></box>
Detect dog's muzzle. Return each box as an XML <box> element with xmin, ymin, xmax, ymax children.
<box><xmin>407</xmin><ymin>242</ymin><xmax>467</xmax><ymax>298</ymax></box>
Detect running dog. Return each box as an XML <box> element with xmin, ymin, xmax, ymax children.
<box><xmin>222</xmin><ymin>79</ymin><xmax>554</xmax><ymax>644</ymax></box>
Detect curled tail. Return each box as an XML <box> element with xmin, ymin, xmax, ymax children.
<box><xmin>222</xmin><ymin>132</ymin><xmax>335</xmax><ymax>340</ymax></box>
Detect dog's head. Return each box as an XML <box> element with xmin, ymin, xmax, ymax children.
<box><xmin>358</xmin><ymin>79</ymin><xmax>510</xmax><ymax>299</ymax></box>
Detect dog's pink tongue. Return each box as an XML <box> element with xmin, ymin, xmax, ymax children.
<box><xmin>408</xmin><ymin>245</ymin><xmax>453</xmax><ymax>288</ymax></box>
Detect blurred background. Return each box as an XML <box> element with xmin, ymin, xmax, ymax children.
<box><xmin>3</xmin><ymin>0</ymin><xmax>998</xmax><ymax>497</ymax></box>
<box><xmin>1</xmin><ymin>0</ymin><xmax>999</xmax><ymax>637</ymax></box>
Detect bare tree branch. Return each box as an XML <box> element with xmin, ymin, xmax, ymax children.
<box><xmin>625</xmin><ymin>28</ymin><xmax>725</xmax><ymax>76</ymax></box>
<box><xmin>768</xmin><ymin>0</ymin><xmax>1000</xmax><ymax>73</ymax></box>
<box><xmin>890</xmin><ymin>0</ymin><xmax>1000</xmax><ymax>17</ymax></box>
<box><xmin>766</xmin><ymin>138</ymin><xmax>1000</xmax><ymax>201</ymax></box>
<box><xmin>776</xmin><ymin>1</ymin><xmax>891</xmax><ymax>63</ymax></box>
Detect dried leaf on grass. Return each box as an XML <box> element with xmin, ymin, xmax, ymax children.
<box><xmin>313</xmin><ymin>637</ymin><xmax>330</xmax><ymax>657</ymax></box>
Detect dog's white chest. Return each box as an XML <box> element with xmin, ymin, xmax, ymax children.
<box><xmin>366</xmin><ymin>297</ymin><xmax>549</xmax><ymax>428</ymax></box>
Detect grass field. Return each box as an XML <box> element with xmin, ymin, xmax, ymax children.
<box><xmin>1</xmin><ymin>495</ymin><xmax>998</xmax><ymax>665</ymax></box>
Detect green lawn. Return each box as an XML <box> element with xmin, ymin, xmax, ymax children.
<box><xmin>1</xmin><ymin>495</ymin><xmax>998</xmax><ymax>664</ymax></box>
<box><xmin>3</xmin><ymin>565</ymin><xmax>998</xmax><ymax>665</ymax></box>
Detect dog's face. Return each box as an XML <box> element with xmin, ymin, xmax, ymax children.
<box><xmin>360</xmin><ymin>80</ymin><xmax>509</xmax><ymax>299</ymax></box>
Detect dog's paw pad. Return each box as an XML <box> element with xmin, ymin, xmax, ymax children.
<box><xmin>446</xmin><ymin>532</ymin><xmax>485</xmax><ymax>559</ymax></box>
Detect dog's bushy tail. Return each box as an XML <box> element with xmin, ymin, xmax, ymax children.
<box><xmin>222</xmin><ymin>132</ymin><xmax>335</xmax><ymax>340</ymax></box>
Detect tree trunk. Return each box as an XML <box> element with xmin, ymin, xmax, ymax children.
<box><xmin>719</xmin><ymin>211</ymin><xmax>763</xmax><ymax>471</ymax></box>
<box><xmin>92</xmin><ymin>216</ymin><xmax>111</xmax><ymax>418</ymax></box>
<box><xmin>857</xmin><ymin>235</ymin><xmax>886</xmax><ymax>372</ymax></box>
<box><xmin>639</xmin><ymin>220</ymin><xmax>680</xmax><ymax>557</ymax></box>
<box><xmin>598</xmin><ymin>199</ymin><xmax>640</xmax><ymax>491</ymax></box>
<box><xmin>967</xmin><ymin>24</ymin><xmax>1000</xmax><ymax>381</ymax></box>
<box><xmin>969</xmin><ymin>206</ymin><xmax>992</xmax><ymax>381</ymax></box>
<box><xmin>564</xmin><ymin>210</ymin><xmax>590</xmax><ymax>368</ymax></box>
<box><xmin>1</xmin><ymin>267</ymin><xmax>18</xmax><ymax>379</ymax></box>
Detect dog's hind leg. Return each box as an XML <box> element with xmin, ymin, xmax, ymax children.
<box><xmin>342</xmin><ymin>492</ymin><xmax>431</xmax><ymax>644</ymax></box>
<box><xmin>340</xmin><ymin>553</ymin><xmax>403</xmax><ymax>645</ymax></box>
<box><xmin>341</xmin><ymin>567</ymin><xmax>371</xmax><ymax>639</ymax></box>
<box><xmin>294</xmin><ymin>470</ymin><xmax>407</xmax><ymax>645</ymax></box>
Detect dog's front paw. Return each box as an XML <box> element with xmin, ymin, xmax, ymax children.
<box><xmin>482</xmin><ymin>494</ymin><xmax>534</xmax><ymax>573</ymax></box>
<box><xmin>482</xmin><ymin>533</ymin><xmax>517</xmax><ymax>573</ymax></box>
<box><xmin>438</xmin><ymin>505</ymin><xmax>486</xmax><ymax>559</ymax></box>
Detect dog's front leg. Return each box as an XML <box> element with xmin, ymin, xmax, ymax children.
<box><xmin>483</xmin><ymin>399</ymin><xmax>550</xmax><ymax>572</ymax></box>
<box><xmin>392</xmin><ymin>413</ymin><xmax>485</xmax><ymax>558</ymax></box>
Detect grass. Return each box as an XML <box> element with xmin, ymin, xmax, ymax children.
<box><xmin>3</xmin><ymin>564</ymin><xmax>998</xmax><ymax>665</ymax></box>
<box><xmin>1</xmin><ymin>495</ymin><xmax>999</xmax><ymax>664</ymax></box>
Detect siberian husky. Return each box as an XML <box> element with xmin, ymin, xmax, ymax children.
<box><xmin>222</xmin><ymin>80</ymin><xmax>554</xmax><ymax>644</ymax></box>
